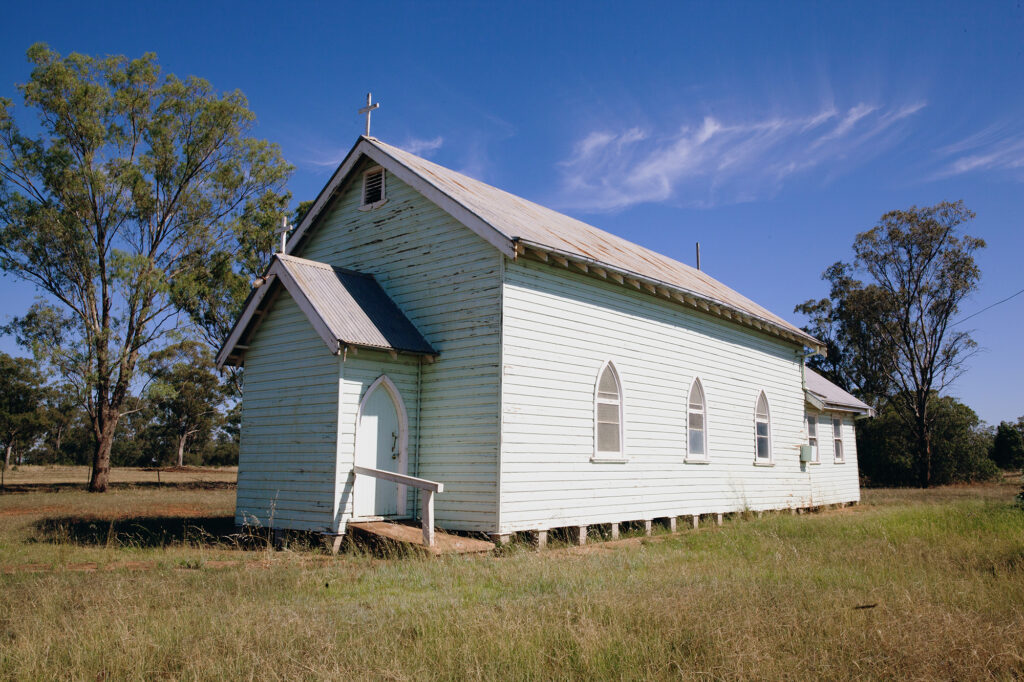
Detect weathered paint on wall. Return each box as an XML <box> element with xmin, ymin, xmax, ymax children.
<box><xmin>295</xmin><ymin>161</ymin><xmax>502</xmax><ymax>532</ymax></box>
<box><xmin>235</xmin><ymin>291</ymin><xmax>340</xmax><ymax>533</ymax></box>
<box><xmin>498</xmin><ymin>257</ymin><xmax>860</xmax><ymax>533</ymax></box>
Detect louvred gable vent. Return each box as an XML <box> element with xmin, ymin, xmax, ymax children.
<box><xmin>362</xmin><ymin>168</ymin><xmax>384</xmax><ymax>206</ymax></box>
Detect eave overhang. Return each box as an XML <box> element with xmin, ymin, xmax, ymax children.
<box><xmin>804</xmin><ymin>390</ymin><xmax>875</xmax><ymax>418</ymax></box>
<box><xmin>513</xmin><ymin>238</ymin><xmax>827</xmax><ymax>354</ymax></box>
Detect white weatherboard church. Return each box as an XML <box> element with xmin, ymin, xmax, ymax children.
<box><xmin>217</xmin><ymin>132</ymin><xmax>872</xmax><ymax>547</ymax></box>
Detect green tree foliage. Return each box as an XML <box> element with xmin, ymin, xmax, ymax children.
<box><xmin>35</xmin><ymin>386</ymin><xmax>81</xmax><ymax>464</ymax></box>
<box><xmin>990</xmin><ymin>421</ymin><xmax>1024</xmax><ymax>471</ymax></box>
<box><xmin>0</xmin><ymin>45</ymin><xmax>292</xmax><ymax>491</ymax></box>
<box><xmin>145</xmin><ymin>342</ymin><xmax>226</xmax><ymax>467</ymax></box>
<box><xmin>857</xmin><ymin>395</ymin><xmax>998</xmax><ymax>486</ymax></box>
<box><xmin>292</xmin><ymin>199</ymin><xmax>315</xmax><ymax>227</ymax></box>
<box><xmin>0</xmin><ymin>352</ymin><xmax>48</xmax><ymax>472</ymax></box>
<box><xmin>795</xmin><ymin>263</ymin><xmax>895</xmax><ymax>407</ymax></box>
<box><xmin>205</xmin><ymin>402</ymin><xmax>241</xmax><ymax>467</ymax></box>
<box><xmin>173</xmin><ymin>198</ymin><xmax>314</xmax><ymax>397</ymax></box>
<box><xmin>797</xmin><ymin>201</ymin><xmax>985</xmax><ymax>487</ymax></box>
<box><xmin>170</xmin><ymin>191</ymin><xmax>290</xmax><ymax>396</ymax></box>
<box><xmin>109</xmin><ymin>395</ymin><xmax>161</xmax><ymax>467</ymax></box>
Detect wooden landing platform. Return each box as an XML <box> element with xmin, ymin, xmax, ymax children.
<box><xmin>348</xmin><ymin>521</ymin><xmax>495</xmax><ymax>556</ymax></box>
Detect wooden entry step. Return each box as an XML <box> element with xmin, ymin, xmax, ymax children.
<box><xmin>348</xmin><ymin>521</ymin><xmax>494</xmax><ymax>556</ymax></box>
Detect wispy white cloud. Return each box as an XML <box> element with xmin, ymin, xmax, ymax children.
<box><xmin>812</xmin><ymin>103</ymin><xmax>877</xmax><ymax>146</ymax></box>
<box><xmin>287</xmin><ymin>135</ymin><xmax>445</xmax><ymax>173</ymax></box>
<box><xmin>400</xmin><ymin>136</ymin><xmax>444</xmax><ymax>156</ymax></box>
<box><xmin>557</xmin><ymin>101</ymin><xmax>927</xmax><ymax>211</ymax></box>
<box><xmin>304</xmin><ymin>148</ymin><xmax>349</xmax><ymax>168</ymax></box>
<box><xmin>932</xmin><ymin>123</ymin><xmax>1024</xmax><ymax>179</ymax></box>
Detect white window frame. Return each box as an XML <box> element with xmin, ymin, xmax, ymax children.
<box><xmin>359</xmin><ymin>166</ymin><xmax>387</xmax><ymax>210</ymax></box>
<box><xmin>592</xmin><ymin>360</ymin><xmax>626</xmax><ymax>463</ymax></box>
<box><xmin>832</xmin><ymin>415</ymin><xmax>845</xmax><ymax>463</ymax></box>
<box><xmin>753</xmin><ymin>391</ymin><xmax>773</xmax><ymax>465</ymax></box>
<box><xmin>806</xmin><ymin>413</ymin><xmax>820</xmax><ymax>464</ymax></box>
<box><xmin>685</xmin><ymin>377</ymin><xmax>709</xmax><ymax>463</ymax></box>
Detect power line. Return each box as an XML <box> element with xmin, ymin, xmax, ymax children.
<box><xmin>951</xmin><ymin>287</ymin><xmax>1024</xmax><ymax>326</ymax></box>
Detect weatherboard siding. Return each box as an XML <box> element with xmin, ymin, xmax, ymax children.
<box><xmin>498</xmin><ymin>258</ymin><xmax>855</xmax><ymax>532</ymax></box>
<box><xmin>235</xmin><ymin>291</ymin><xmax>340</xmax><ymax>533</ymax></box>
<box><xmin>806</xmin><ymin>412</ymin><xmax>861</xmax><ymax>505</ymax></box>
<box><xmin>296</xmin><ymin>162</ymin><xmax>502</xmax><ymax>532</ymax></box>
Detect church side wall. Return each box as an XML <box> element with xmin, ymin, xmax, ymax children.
<box><xmin>498</xmin><ymin>258</ymin><xmax>859</xmax><ymax>533</ymax></box>
<box><xmin>236</xmin><ymin>292</ymin><xmax>340</xmax><ymax>533</ymax></box>
<box><xmin>807</xmin><ymin>411</ymin><xmax>862</xmax><ymax>505</ymax></box>
<box><xmin>297</xmin><ymin>163</ymin><xmax>502</xmax><ymax>533</ymax></box>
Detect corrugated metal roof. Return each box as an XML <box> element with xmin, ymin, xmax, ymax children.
<box><xmin>364</xmin><ymin>137</ymin><xmax>818</xmax><ymax>347</ymax></box>
<box><xmin>805</xmin><ymin>368</ymin><xmax>873</xmax><ymax>415</ymax></box>
<box><xmin>276</xmin><ymin>255</ymin><xmax>436</xmax><ymax>356</ymax></box>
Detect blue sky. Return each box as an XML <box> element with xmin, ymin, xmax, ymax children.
<box><xmin>1</xmin><ymin>1</ymin><xmax>1022</xmax><ymax>424</ymax></box>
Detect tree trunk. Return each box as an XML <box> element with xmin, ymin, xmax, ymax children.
<box><xmin>4</xmin><ymin>442</ymin><xmax>11</xmax><ymax>470</ymax></box>
<box><xmin>88</xmin><ymin>415</ymin><xmax>118</xmax><ymax>493</ymax></box>
<box><xmin>176</xmin><ymin>433</ymin><xmax>187</xmax><ymax>468</ymax></box>
<box><xmin>922</xmin><ymin>429</ymin><xmax>932</xmax><ymax>488</ymax></box>
<box><xmin>53</xmin><ymin>426</ymin><xmax>65</xmax><ymax>465</ymax></box>
<box><xmin>915</xmin><ymin>402</ymin><xmax>932</xmax><ymax>488</ymax></box>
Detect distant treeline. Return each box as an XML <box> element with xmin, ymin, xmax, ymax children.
<box><xmin>1</xmin><ymin>347</ymin><xmax>238</xmax><ymax>469</ymax></box>
<box><xmin>855</xmin><ymin>396</ymin><xmax>1022</xmax><ymax>487</ymax></box>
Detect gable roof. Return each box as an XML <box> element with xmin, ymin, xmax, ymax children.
<box><xmin>804</xmin><ymin>368</ymin><xmax>874</xmax><ymax>416</ymax></box>
<box><xmin>287</xmin><ymin>136</ymin><xmax>823</xmax><ymax>353</ymax></box>
<box><xmin>216</xmin><ymin>254</ymin><xmax>436</xmax><ymax>367</ymax></box>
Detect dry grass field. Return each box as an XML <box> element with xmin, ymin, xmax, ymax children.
<box><xmin>0</xmin><ymin>464</ymin><xmax>238</xmax><ymax>488</ymax></box>
<box><xmin>0</xmin><ymin>466</ymin><xmax>1022</xmax><ymax>679</ymax></box>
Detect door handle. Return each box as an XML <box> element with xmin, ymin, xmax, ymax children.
<box><xmin>391</xmin><ymin>431</ymin><xmax>398</xmax><ymax>459</ymax></box>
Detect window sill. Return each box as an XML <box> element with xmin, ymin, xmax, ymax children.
<box><xmin>358</xmin><ymin>198</ymin><xmax>389</xmax><ymax>211</ymax></box>
<box><xmin>684</xmin><ymin>458</ymin><xmax>710</xmax><ymax>465</ymax></box>
<box><xmin>834</xmin><ymin>460</ymin><xmax>846</xmax><ymax>464</ymax></box>
<box><xmin>807</xmin><ymin>461</ymin><xmax>821</xmax><ymax>466</ymax></box>
<box><xmin>590</xmin><ymin>456</ymin><xmax>628</xmax><ymax>464</ymax></box>
<box><xmin>753</xmin><ymin>461</ymin><xmax>775</xmax><ymax>467</ymax></box>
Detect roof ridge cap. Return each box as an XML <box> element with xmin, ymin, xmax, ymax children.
<box><xmin>277</xmin><ymin>253</ymin><xmax>334</xmax><ymax>269</ymax></box>
<box><xmin>369</xmin><ymin>138</ymin><xmax>710</xmax><ymax>277</ymax></box>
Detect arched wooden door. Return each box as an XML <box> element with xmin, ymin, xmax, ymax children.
<box><xmin>353</xmin><ymin>376</ymin><xmax>408</xmax><ymax>518</ymax></box>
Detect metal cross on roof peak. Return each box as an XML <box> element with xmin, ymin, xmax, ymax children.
<box><xmin>359</xmin><ymin>93</ymin><xmax>380</xmax><ymax>137</ymax></box>
<box><xmin>277</xmin><ymin>216</ymin><xmax>290</xmax><ymax>254</ymax></box>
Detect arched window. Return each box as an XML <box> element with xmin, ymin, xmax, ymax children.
<box><xmin>687</xmin><ymin>378</ymin><xmax>707</xmax><ymax>460</ymax></box>
<box><xmin>594</xmin><ymin>362</ymin><xmax>623</xmax><ymax>459</ymax></box>
<box><xmin>754</xmin><ymin>392</ymin><xmax>772</xmax><ymax>462</ymax></box>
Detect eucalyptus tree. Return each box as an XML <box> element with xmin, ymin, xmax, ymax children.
<box><xmin>0</xmin><ymin>352</ymin><xmax>47</xmax><ymax>473</ymax></box>
<box><xmin>173</xmin><ymin>199</ymin><xmax>313</xmax><ymax>396</ymax></box>
<box><xmin>0</xmin><ymin>44</ymin><xmax>292</xmax><ymax>491</ymax></box>
<box><xmin>798</xmin><ymin>201</ymin><xmax>984</xmax><ymax>487</ymax></box>
<box><xmin>991</xmin><ymin>421</ymin><xmax>1024</xmax><ymax>471</ymax></box>
<box><xmin>146</xmin><ymin>341</ymin><xmax>226</xmax><ymax>468</ymax></box>
<box><xmin>795</xmin><ymin>262</ymin><xmax>896</xmax><ymax>408</ymax></box>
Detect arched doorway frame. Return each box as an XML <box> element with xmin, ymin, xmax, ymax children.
<box><xmin>354</xmin><ymin>374</ymin><xmax>410</xmax><ymax>516</ymax></box>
